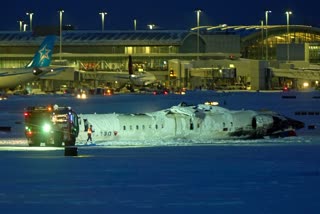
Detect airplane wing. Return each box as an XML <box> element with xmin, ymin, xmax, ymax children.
<box><xmin>39</xmin><ymin>66</ymin><xmax>69</xmax><ymax>78</ymax></box>
<box><xmin>114</xmin><ymin>75</ymin><xmax>129</xmax><ymax>79</ymax></box>
<box><xmin>0</xmin><ymin>72</ymin><xmax>9</xmax><ymax>77</ymax></box>
<box><xmin>0</xmin><ymin>69</ymin><xmax>33</xmax><ymax>77</ymax></box>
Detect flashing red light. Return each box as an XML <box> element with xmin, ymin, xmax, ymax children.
<box><xmin>26</xmin><ymin>130</ymin><xmax>33</xmax><ymax>136</ymax></box>
<box><xmin>24</xmin><ymin>112</ymin><xmax>29</xmax><ymax>117</ymax></box>
<box><xmin>288</xmin><ymin>130</ymin><xmax>296</xmax><ymax>136</ymax></box>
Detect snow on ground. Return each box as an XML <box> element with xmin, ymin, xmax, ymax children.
<box><xmin>1</xmin><ymin>143</ymin><xmax>320</xmax><ymax>213</ymax></box>
<box><xmin>0</xmin><ymin>91</ymin><xmax>320</xmax><ymax>213</ymax></box>
<box><xmin>1</xmin><ymin>90</ymin><xmax>320</xmax><ymax>145</ymax></box>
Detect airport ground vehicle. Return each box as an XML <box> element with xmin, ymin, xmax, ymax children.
<box><xmin>24</xmin><ymin>105</ymin><xmax>79</xmax><ymax>146</ymax></box>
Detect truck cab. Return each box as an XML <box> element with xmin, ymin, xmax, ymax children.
<box><xmin>24</xmin><ymin>105</ymin><xmax>79</xmax><ymax>147</ymax></box>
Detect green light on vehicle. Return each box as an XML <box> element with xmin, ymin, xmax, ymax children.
<box><xmin>42</xmin><ymin>123</ymin><xmax>51</xmax><ymax>133</ymax></box>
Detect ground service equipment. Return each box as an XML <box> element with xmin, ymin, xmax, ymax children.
<box><xmin>24</xmin><ymin>105</ymin><xmax>79</xmax><ymax>146</ymax></box>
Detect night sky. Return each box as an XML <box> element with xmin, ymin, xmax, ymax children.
<box><xmin>1</xmin><ymin>0</ymin><xmax>319</xmax><ymax>31</ymax></box>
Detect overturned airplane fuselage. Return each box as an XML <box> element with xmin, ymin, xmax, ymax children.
<box><xmin>77</xmin><ymin>102</ymin><xmax>304</xmax><ymax>142</ymax></box>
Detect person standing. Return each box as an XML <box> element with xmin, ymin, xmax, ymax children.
<box><xmin>86</xmin><ymin>125</ymin><xmax>93</xmax><ymax>144</ymax></box>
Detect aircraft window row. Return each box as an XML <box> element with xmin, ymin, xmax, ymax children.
<box><xmin>122</xmin><ymin>124</ymin><xmax>164</xmax><ymax>131</ymax></box>
<box><xmin>190</xmin><ymin>120</ymin><xmax>200</xmax><ymax>130</ymax></box>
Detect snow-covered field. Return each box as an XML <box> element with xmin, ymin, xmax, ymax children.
<box><xmin>0</xmin><ymin>91</ymin><xmax>320</xmax><ymax>213</ymax></box>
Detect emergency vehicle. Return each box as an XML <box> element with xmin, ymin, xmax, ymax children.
<box><xmin>24</xmin><ymin>105</ymin><xmax>79</xmax><ymax>146</ymax></box>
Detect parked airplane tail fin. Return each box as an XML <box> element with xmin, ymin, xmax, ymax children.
<box><xmin>128</xmin><ymin>55</ymin><xmax>133</xmax><ymax>75</ymax></box>
<box><xmin>26</xmin><ymin>35</ymin><xmax>56</xmax><ymax>68</ymax></box>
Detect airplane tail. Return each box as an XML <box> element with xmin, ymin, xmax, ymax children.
<box><xmin>25</xmin><ymin>35</ymin><xmax>56</xmax><ymax>68</ymax></box>
<box><xmin>128</xmin><ymin>55</ymin><xmax>133</xmax><ymax>75</ymax></box>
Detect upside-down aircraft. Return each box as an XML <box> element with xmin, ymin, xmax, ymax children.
<box><xmin>0</xmin><ymin>35</ymin><xmax>56</xmax><ymax>89</ymax></box>
<box><xmin>77</xmin><ymin>102</ymin><xmax>304</xmax><ymax>142</ymax></box>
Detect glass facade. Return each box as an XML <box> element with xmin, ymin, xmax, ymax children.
<box><xmin>124</xmin><ymin>46</ymin><xmax>178</xmax><ymax>54</ymax></box>
<box><xmin>309</xmin><ymin>43</ymin><xmax>320</xmax><ymax>63</ymax></box>
<box><xmin>241</xmin><ymin>28</ymin><xmax>320</xmax><ymax>62</ymax></box>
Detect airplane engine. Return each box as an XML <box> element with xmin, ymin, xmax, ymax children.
<box><xmin>32</xmin><ymin>67</ymin><xmax>44</xmax><ymax>76</ymax></box>
<box><xmin>251</xmin><ymin>114</ymin><xmax>274</xmax><ymax>136</ymax></box>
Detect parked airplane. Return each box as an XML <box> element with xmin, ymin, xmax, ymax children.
<box><xmin>127</xmin><ymin>55</ymin><xmax>157</xmax><ymax>86</ymax></box>
<box><xmin>115</xmin><ymin>55</ymin><xmax>157</xmax><ymax>91</ymax></box>
<box><xmin>0</xmin><ymin>35</ymin><xmax>56</xmax><ymax>89</ymax></box>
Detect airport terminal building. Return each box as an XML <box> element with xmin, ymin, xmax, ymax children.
<box><xmin>1</xmin><ymin>24</ymin><xmax>320</xmax><ymax>92</ymax></box>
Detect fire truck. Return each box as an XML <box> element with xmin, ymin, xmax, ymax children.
<box><xmin>24</xmin><ymin>105</ymin><xmax>79</xmax><ymax>147</ymax></box>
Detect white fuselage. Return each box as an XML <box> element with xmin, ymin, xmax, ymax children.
<box><xmin>0</xmin><ymin>68</ymin><xmax>37</xmax><ymax>89</ymax></box>
<box><xmin>77</xmin><ymin>104</ymin><xmax>275</xmax><ymax>142</ymax></box>
<box><xmin>129</xmin><ymin>72</ymin><xmax>157</xmax><ymax>86</ymax></box>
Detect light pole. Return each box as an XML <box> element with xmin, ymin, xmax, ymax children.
<box><xmin>260</xmin><ymin>20</ymin><xmax>264</xmax><ymax>59</ymax></box>
<box><xmin>147</xmin><ymin>24</ymin><xmax>155</xmax><ymax>30</ymax></box>
<box><xmin>17</xmin><ymin>20</ymin><xmax>23</xmax><ymax>32</ymax></box>
<box><xmin>26</xmin><ymin>12</ymin><xmax>34</xmax><ymax>32</ymax></box>
<box><xmin>58</xmin><ymin>9</ymin><xmax>64</xmax><ymax>60</ymax></box>
<box><xmin>265</xmin><ymin>10</ymin><xmax>271</xmax><ymax>60</ymax></box>
<box><xmin>23</xmin><ymin>24</ymin><xmax>28</xmax><ymax>32</ymax></box>
<box><xmin>133</xmin><ymin>18</ymin><xmax>137</xmax><ymax>31</ymax></box>
<box><xmin>285</xmin><ymin>11</ymin><xmax>292</xmax><ymax>63</ymax></box>
<box><xmin>195</xmin><ymin>9</ymin><xmax>202</xmax><ymax>60</ymax></box>
<box><xmin>99</xmin><ymin>12</ymin><xmax>107</xmax><ymax>31</ymax></box>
